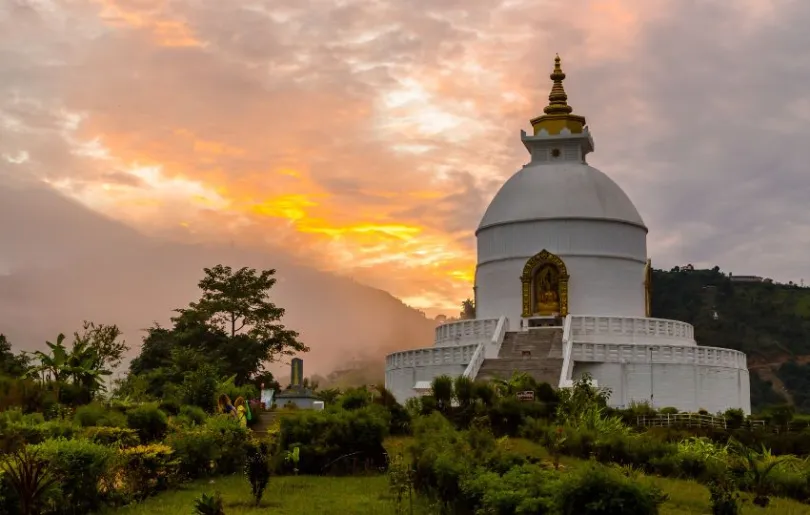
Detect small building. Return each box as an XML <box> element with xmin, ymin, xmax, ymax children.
<box><xmin>275</xmin><ymin>358</ymin><xmax>323</xmax><ymax>410</ymax></box>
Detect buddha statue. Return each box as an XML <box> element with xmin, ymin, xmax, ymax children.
<box><xmin>534</xmin><ymin>265</ymin><xmax>560</xmax><ymax>315</ymax></box>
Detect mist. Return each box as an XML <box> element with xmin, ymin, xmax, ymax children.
<box><xmin>0</xmin><ymin>179</ymin><xmax>437</xmax><ymax>380</ymax></box>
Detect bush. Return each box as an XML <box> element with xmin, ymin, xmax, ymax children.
<box><xmin>180</xmin><ymin>405</ymin><xmax>208</xmax><ymax>426</ymax></box>
<box><xmin>244</xmin><ymin>440</ymin><xmax>272</xmax><ymax>506</ymax></box>
<box><xmin>278</xmin><ymin>405</ymin><xmax>389</xmax><ymax>474</ymax></box>
<box><xmin>556</xmin><ymin>464</ymin><xmax>668</xmax><ymax>514</ymax></box>
<box><xmin>118</xmin><ymin>444</ymin><xmax>178</xmax><ymax>500</ymax></box>
<box><xmin>126</xmin><ymin>404</ymin><xmax>168</xmax><ymax>442</ymax></box>
<box><xmin>82</xmin><ymin>426</ymin><xmax>140</xmax><ymax>448</ymax></box>
<box><xmin>204</xmin><ymin>415</ymin><xmax>250</xmax><ymax>474</ymax></box>
<box><xmin>74</xmin><ymin>403</ymin><xmax>127</xmax><ymax>428</ymax></box>
<box><xmin>0</xmin><ymin>420</ymin><xmax>78</xmax><ymax>453</ymax></box>
<box><xmin>460</xmin><ymin>463</ymin><xmax>559</xmax><ymax>514</ymax></box>
<box><xmin>32</xmin><ymin>437</ymin><xmax>114</xmax><ymax>514</ymax></box>
<box><xmin>166</xmin><ymin>428</ymin><xmax>219</xmax><ymax>479</ymax></box>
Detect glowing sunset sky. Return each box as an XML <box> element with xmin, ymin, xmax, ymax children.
<box><xmin>2</xmin><ymin>0</ymin><xmax>810</xmax><ymax>316</ymax></box>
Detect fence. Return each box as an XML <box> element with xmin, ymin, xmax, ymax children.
<box><xmin>636</xmin><ymin>413</ymin><xmax>766</xmax><ymax>430</ymax></box>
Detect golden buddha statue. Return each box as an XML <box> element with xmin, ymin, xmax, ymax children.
<box><xmin>533</xmin><ymin>265</ymin><xmax>560</xmax><ymax>315</ymax></box>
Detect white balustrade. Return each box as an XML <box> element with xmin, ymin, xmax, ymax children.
<box><xmin>571</xmin><ymin>342</ymin><xmax>748</xmax><ymax>370</ymax></box>
<box><xmin>464</xmin><ymin>316</ymin><xmax>509</xmax><ymax>379</ymax></box>
<box><xmin>558</xmin><ymin>314</ymin><xmax>574</xmax><ymax>388</ymax></box>
<box><xmin>434</xmin><ymin>318</ymin><xmax>500</xmax><ymax>347</ymax></box>
<box><xmin>385</xmin><ymin>344</ymin><xmax>479</xmax><ymax>371</ymax></box>
<box><xmin>570</xmin><ymin>315</ymin><xmax>695</xmax><ymax>346</ymax></box>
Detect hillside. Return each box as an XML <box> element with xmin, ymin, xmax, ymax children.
<box><xmin>651</xmin><ymin>266</ymin><xmax>810</xmax><ymax>412</ymax></box>
<box><xmin>0</xmin><ymin>180</ymin><xmax>436</xmax><ymax>376</ymax></box>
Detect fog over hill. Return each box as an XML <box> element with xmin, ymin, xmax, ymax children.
<box><xmin>0</xmin><ymin>179</ymin><xmax>436</xmax><ymax>377</ymax></box>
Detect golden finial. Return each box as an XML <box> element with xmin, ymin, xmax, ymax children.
<box><xmin>530</xmin><ymin>55</ymin><xmax>586</xmax><ymax>135</ymax></box>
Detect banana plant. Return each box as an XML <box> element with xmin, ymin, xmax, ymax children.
<box><xmin>24</xmin><ymin>334</ymin><xmax>70</xmax><ymax>402</ymax></box>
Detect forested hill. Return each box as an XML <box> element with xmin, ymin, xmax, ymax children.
<box><xmin>651</xmin><ymin>267</ymin><xmax>810</xmax><ymax>412</ymax></box>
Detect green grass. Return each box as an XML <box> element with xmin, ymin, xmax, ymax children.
<box><xmin>105</xmin><ymin>474</ymin><xmax>432</xmax><ymax>515</ymax></box>
<box><xmin>108</xmin><ymin>437</ymin><xmax>810</xmax><ymax>514</ymax></box>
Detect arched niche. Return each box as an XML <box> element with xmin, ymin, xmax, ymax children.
<box><xmin>520</xmin><ymin>249</ymin><xmax>569</xmax><ymax>317</ymax></box>
<box><xmin>644</xmin><ymin>258</ymin><xmax>652</xmax><ymax>317</ymax></box>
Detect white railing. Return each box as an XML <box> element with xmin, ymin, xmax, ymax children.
<box><xmin>385</xmin><ymin>344</ymin><xmax>479</xmax><ymax>370</ymax></box>
<box><xmin>571</xmin><ymin>342</ymin><xmax>748</xmax><ymax>370</ymax></box>
<box><xmin>570</xmin><ymin>316</ymin><xmax>695</xmax><ymax>346</ymax></box>
<box><xmin>434</xmin><ymin>318</ymin><xmax>499</xmax><ymax>347</ymax></box>
<box><xmin>558</xmin><ymin>314</ymin><xmax>574</xmax><ymax>388</ymax></box>
<box><xmin>463</xmin><ymin>316</ymin><xmax>508</xmax><ymax>380</ymax></box>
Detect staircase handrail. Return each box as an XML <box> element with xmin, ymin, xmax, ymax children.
<box><xmin>558</xmin><ymin>314</ymin><xmax>574</xmax><ymax>388</ymax></box>
<box><xmin>463</xmin><ymin>316</ymin><xmax>508</xmax><ymax>380</ymax></box>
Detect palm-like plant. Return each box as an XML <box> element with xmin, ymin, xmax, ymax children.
<box><xmin>0</xmin><ymin>446</ymin><xmax>58</xmax><ymax>515</ymax></box>
<box><xmin>729</xmin><ymin>441</ymin><xmax>798</xmax><ymax>507</ymax></box>
<box><xmin>25</xmin><ymin>334</ymin><xmax>70</xmax><ymax>402</ymax></box>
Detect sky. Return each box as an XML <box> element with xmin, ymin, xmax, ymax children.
<box><xmin>2</xmin><ymin>0</ymin><xmax>810</xmax><ymax>318</ymax></box>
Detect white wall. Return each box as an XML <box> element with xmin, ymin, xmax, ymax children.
<box><xmin>476</xmin><ymin>219</ymin><xmax>647</xmax><ymax>326</ymax></box>
<box><xmin>573</xmin><ymin>350</ymin><xmax>751</xmax><ymax>415</ymax></box>
<box><xmin>385</xmin><ymin>363</ymin><xmax>467</xmax><ymax>404</ymax></box>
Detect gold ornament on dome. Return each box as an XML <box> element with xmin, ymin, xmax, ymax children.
<box><xmin>521</xmin><ymin>249</ymin><xmax>569</xmax><ymax>318</ymax></box>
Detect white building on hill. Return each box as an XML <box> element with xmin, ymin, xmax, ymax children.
<box><xmin>385</xmin><ymin>56</ymin><xmax>751</xmax><ymax>414</ymax></box>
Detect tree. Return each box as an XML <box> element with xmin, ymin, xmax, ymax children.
<box><xmin>0</xmin><ymin>334</ymin><xmax>30</xmax><ymax>377</ymax></box>
<box><xmin>73</xmin><ymin>321</ymin><xmax>128</xmax><ymax>371</ymax></box>
<box><xmin>125</xmin><ymin>265</ymin><xmax>307</xmax><ymax>395</ymax></box>
<box><xmin>460</xmin><ymin>298</ymin><xmax>476</xmax><ymax>320</ymax></box>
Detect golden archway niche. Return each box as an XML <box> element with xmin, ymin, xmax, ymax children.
<box><xmin>520</xmin><ymin>249</ymin><xmax>569</xmax><ymax>318</ymax></box>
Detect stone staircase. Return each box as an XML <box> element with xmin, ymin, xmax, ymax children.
<box><xmin>475</xmin><ymin>328</ymin><xmax>564</xmax><ymax>386</ymax></box>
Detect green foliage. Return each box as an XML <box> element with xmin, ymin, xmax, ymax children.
<box><xmin>81</xmin><ymin>426</ymin><xmax>140</xmax><ymax>448</ymax></box>
<box><xmin>126</xmin><ymin>404</ymin><xmax>169</xmax><ymax>442</ymax></box>
<box><xmin>0</xmin><ymin>334</ymin><xmax>30</xmax><ymax>377</ymax></box>
<box><xmin>556</xmin><ymin>464</ymin><xmax>668</xmax><ymax>514</ymax></box>
<box><xmin>193</xmin><ymin>491</ymin><xmax>225</xmax><ymax>515</ymax></box>
<box><xmin>179</xmin><ymin>405</ymin><xmax>208</xmax><ymax>426</ymax></box>
<box><xmin>118</xmin><ymin>444</ymin><xmax>179</xmax><ymax>500</ymax></box>
<box><xmin>244</xmin><ymin>440</ymin><xmax>272</xmax><ymax>506</ymax></box>
<box><xmin>339</xmin><ymin>386</ymin><xmax>371</xmax><ymax>411</ymax></box>
<box><xmin>180</xmin><ymin>364</ymin><xmax>220</xmax><ymax>412</ymax></box>
<box><xmin>707</xmin><ymin>476</ymin><xmax>741</xmax><ymax>515</ymax></box>
<box><xmin>32</xmin><ymin>437</ymin><xmax>114</xmax><ymax>514</ymax></box>
<box><xmin>277</xmin><ymin>406</ymin><xmax>389</xmax><ymax>474</ymax></box>
<box><xmin>0</xmin><ymin>420</ymin><xmax>78</xmax><ymax>453</ymax></box>
<box><xmin>203</xmin><ymin>415</ymin><xmax>250</xmax><ymax>474</ymax></box>
<box><xmin>386</xmin><ymin>453</ymin><xmax>415</xmax><ymax>514</ymax></box>
<box><xmin>74</xmin><ymin>402</ymin><xmax>127</xmax><ymax>427</ymax></box>
<box><xmin>0</xmin><ymin>446</ymin><xmax>58</xmax><ymax>515</ymax></box>
<box><xmin>165</xmin><ymin>428</ymin><xmax>219</xmax><ymax>479</ymax></box>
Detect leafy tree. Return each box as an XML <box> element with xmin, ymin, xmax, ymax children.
<box><xmin>0</xmin><ymin>334</ymin><xmax>30</xmax><ymax>377</ymax></box>
<box><xmin>26</xmin><ymin>334</ymin><xmax>70</xmax><ymax>401</ymax></box>
<box><xmin>460</xmin><ymin>298</ymin><xmax>476</xmax><ymax>320</ymax></box>
<box><xmin>73</xmin><ymin>321</ymin><xmax>128</xmax><ymax>371</ymax></box>
<box><xmin>125</xmin><ymin>265</ymin><xmax>307</xmax><ymax>398</ymax></box>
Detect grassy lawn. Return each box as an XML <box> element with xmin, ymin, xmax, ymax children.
<box><xmin>105</xmin><ymin>474</ymin><xmax>432</xmax><ymax>515</ymax></box>
<box><xmin>107</xmin><ymin>437</ymin><xmax>810</xmax><ymax>514</ymax></box>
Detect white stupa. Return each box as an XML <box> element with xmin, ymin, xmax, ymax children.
<box><xmin>385</xmin><ymin>56</ymin><xmax>750</xmax><ymax>414</ymax></box>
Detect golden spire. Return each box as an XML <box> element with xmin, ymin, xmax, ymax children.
<box><xmin>530</xmin><ymin>55</ymin><xmax>586</xmax><ymax>135</ymax></box>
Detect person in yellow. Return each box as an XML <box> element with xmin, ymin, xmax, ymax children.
<box><xmin>234</xmin><ymin>396</ymin><xmax>248</xmax><ymax>428</ymax></box>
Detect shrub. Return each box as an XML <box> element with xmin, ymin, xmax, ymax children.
<box><xmin>556</xmin><ymin>464</ymin><xmax>668</xmax><ymax>514</ymax></box>
<box><xmin>82</xmin><ymin>426</ymin><xmax>140</xmax><ymax>448</ymax></box>
<box><xmin>0</xmin><ymin>446</ymin><xmax>58</xmax><ymax>515</ymax></box>
<box><xmin>194</xmin><ymin>492</ymin><xmax>225</xmax><ymax>515</ymax></box>
<box><xmin>460</xmin><ymin>463</ymin><xmax>559</xmax><ymax>514</ymax></box>
<box><xmin>0</xmin><ymin>420</ymin><xmax>78</xmax><ymax>453</ymax></box>
<box><xmin>32</xmin><ymin>437</ymin><xmax>114</xmax><ymax>514</ymax></box>
<box><xmin>180</xmin><ymin>405</ymin><xmax>208</xmax><ymax>426</ymax></box>
<box><xmin>340</xmin><ymin>387</ymin><xmax>372</xmax><ymax>411</ymax></box>
<box><xmin>244</xmin><ymin>440</ymin><xmax>272</xmax><ymax>506</ymax></box>
<box><xmin>118</xmin><ymin>444</ymin><xmax>178</xmax><ymax>500</ymax></box>
<box><xmin>278</xmin><ymin>405</ymin><xmax>389</xmax><ymax>474</ymax></box>
<box><xmin>180</xmin><ymin>364</ymin><xmax>219</xmax><ymax>413</ymax></box>
<box><xmin>126</xmin><ymin>404</ymin><xmax>168</xmax><ymax>442</ymax></box>
<box><xmin>166</xmin><ymin>428</ymin><xmax>219</xmax><ymax>479</ymax></box>
<box><xmin>205</xmin><ymin>415</ymin><xmax>250</xmax><ymax>474</ymax></box>
<box><xmin>74</xmin><ymin>403</ymin><xmax>126</xmax><ymax>428</ymax></box>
